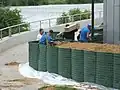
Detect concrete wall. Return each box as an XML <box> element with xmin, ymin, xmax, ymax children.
<box><xmin>0</xmin><ymin>31</ymin><xmax>38</xmax><ymax>53</ymax></box>
<box><xmin>0</xmin><ymin>18</ymin><xmax>103</xmax><ymax>53</ymax></box>
<box><xmin>104</xmin><ymin>0</ymin><xmax>120</xmax><ymax>44</ymax></box>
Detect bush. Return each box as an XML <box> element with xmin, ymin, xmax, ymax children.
<box><xmin>81</xmin><ymin>10</ymin><xmax>90</xmax><ymax>20</ymax></box>
<box><xmin>0</xmin><ymin>8</ymin><xmax>28</xmax><ymax>38</ymax></box>
<box><xmin>56</xmin><ymin>12</ymin><xmax>70</xmax><ymax>25</ymax></box>
<box><xmin>56</xmin><ymin>8</ymin><xmax>90</xmax><ymax>24</ymax></box>
<box><xmin>48</xmin><ymin>0</ymin><xmax>66</xmax><ymax>4</ymax></box>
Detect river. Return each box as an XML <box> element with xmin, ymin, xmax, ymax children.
<box><xmin>11</xmin><ymin>3</ymin><xmax>103</xmax><ymax>30</ymax></box>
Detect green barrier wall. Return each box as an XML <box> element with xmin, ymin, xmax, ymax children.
<box><xmin>28</xmin><ymin>41</ymin><xmax>120</xmax><ymax>89</ymax></box>
<box><xmin>96</xmin><ymin>52</ymin><xmax>113</xmax><ymax>87</ymax></box>
<box><xmin>84</xmin><ymin>51</ymin><xmax>96</xmax><ymax>83</ymax></box>
<box><xmin>38</xmin><ymin>44</ymin><xmax>47</xmax><ymax>71</ymax></box>
<box><xmin>29</xmin><ymin>41</ymin><xmax>39</xmax><ymax>71</ymax></box>
<box><xmin>58</xmin><ymin>48</ymin><xmax>71</xmax><ymax>78</ymax></box>
<box><xmin>113</xmin><ymin>53</ymin><xmax>120</xmax><ymax>89</ymax></box>
<box><xmin>71</xmin><ymin>49</ymin><xmax>84</xmax><ymax>82</ymax></box>
<box><xmin>47</xmin><ymin>46</ymin><xmax>58</xmax><ymax>73</ymax></box>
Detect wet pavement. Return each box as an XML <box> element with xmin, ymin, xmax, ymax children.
<box><xmin>0</xmin><ymin>43</ymin><xmax>45</xmax><ymax>90</ymax></box>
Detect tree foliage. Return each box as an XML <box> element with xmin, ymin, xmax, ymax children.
<box><xmin>0</xmin><ymin>0</ymin><xmax>103</xmax><ymax>6</ymax></box>
<box><xmin>57</xmin><ymin>8</ymin><xmax>90</xmax><ymax>24</ymax></box>
<box><xmin>66</xmin><ymin>0</ymin><xmax>103</xmax><ymax>4</ymax></box>
<box><xmin>57</xmin><ymin>12</ymin><xmax>70</xmax><ymax>25</ymax></box>
<box><xmin>0</xmin><ymin>8</ymin><xmax>28</xmax><ymax>37</ymax></box>
<box><xmin>0</xmin><ymin>8</ymin><xmax>21</xmax><ymax>28</ymax></box>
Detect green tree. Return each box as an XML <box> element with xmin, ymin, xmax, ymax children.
<box><xmin>38</xmin><ymin>0</ymin><xmax>48</xmax><ymax>5</ymax></box>
<box><xmin>66</xmin><ymin>0</ymin><xmax>103</xmax><ymax>4</ymax></box>
<box><xmin>57</xmin><ymin>12</ymin><xmax>70</xmax><ymax>24</ymax></box>
<box><xmin>0</xmin><ymin>8</ymin><xmax>28</xmax><ymax>37</ymax></box>
<box><xmin>0</xmin><ymin>0</ymin><xmax>103</xmax><ymax>6</ymax></box>
<box><xmin>69</xmin><ymin>8</ymin><xmax>82</xmax><ymax>21</ymax></box>
<box><xmin>48</xmin><ymin>0</ymin><xmax>66</xmax><ymax>4</ymax></box>
<box><xmin>57</xmin><ymin>8</ymin><xmax>90</xmax><ymax>24</ymax></box>
<box><xmin>81</xmin><ymin>10</ymin><xmax>90</xmax><ymax>20</ymax></box>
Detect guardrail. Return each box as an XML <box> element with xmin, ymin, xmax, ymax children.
<box><xmin>0</xmin><ymin>11</ymin><xmax>103</xmax><ymax>40</ymax></box>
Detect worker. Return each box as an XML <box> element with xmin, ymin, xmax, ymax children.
<box><xmin>40</xmin><ymin>30</ymin><xmax>55</xmax><ymax>45</ymax></box>
<box><xmin>79</xmin><ymin>24</ymin><xmax>91</xmax><ymax>42</ymax></box>
<box><xmin>36</xmin><ymin>28</ymin><xmax>44</xmax><ymax>41</ymax></box>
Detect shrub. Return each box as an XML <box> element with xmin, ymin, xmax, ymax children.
<box><xmin>56</xmin><ymin>8</ymin><xmax>90</xmax><ymax>24</ymax></box>
<box><xmin>0</xmin><ymin>8</ymin><xmax>28</xmax><ymax>38</ymax></box>
<box><xmin>57</xmin><ymin>12</ymin><xmax>70</xmax><ymax>25</ymax></box>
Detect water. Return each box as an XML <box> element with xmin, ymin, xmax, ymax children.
<box><xmin>11</xmin><ymin>3</ymin><xmax>103</xmax><ymax>30</ymax></box>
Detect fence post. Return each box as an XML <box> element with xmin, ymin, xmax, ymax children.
<box><xmin>87</xmin><ymin>13</ymin><xmax>89</xmax><ymax>19</ymax></box>
<box><xmin>19</xmin><ymin>25</ymin><xmax>20</xmax><ymax>34</ymax></box>
<box><xmin>71</xmin><ymin>16</ymin><xmax>74</xmax><ymax>22</ymax></box>
<box><xmin>28</xmin><ymin>23</ymin><xmax>31</xmax><ymax>31</ymax></box>
<box><xmin>49</xmin><ymin>19</ymin><xmax>51</xmax><ymax>28</ymax></box>
<box><xmin>99</xmin><ymin>11</ymin><xmax>102</xmax><ymax>18</ymax></box>
<box><xmin>62</xmin><ymin>17</ymin><xmax>64</xmax><ymax>24</ymax></box>
<box><xmin>80</xmin><ymin>14</ymin><xmax>81</xmax><ymax>20</ymax></box>
<box><xmin>40</xmin><ymin>21</ymin><xmax>41</xmax><ymax>28</ymax></box>
<box><xmin>9</xmin><ymin>28</ymin><xmax>12</xmax><ymax>37</ymax></box>
<box><xmin>0</xmin><ymin>30</ymin><xmax>2</xmax><ymax>40</ymax></box>
<box><xmin>65</xmin><ymin>17</ymin><xmax>67</xmax><ymax>24</ymax></box>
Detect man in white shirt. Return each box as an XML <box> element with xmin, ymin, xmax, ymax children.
<box><xmin>36</xmin><ymin>28</ymin><xmax>44</xmax><ymax>41</ymax></box>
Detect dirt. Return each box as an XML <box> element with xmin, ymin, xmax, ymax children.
<box><xmin>5</xmin><ymin>62</ymin><xmax>20</xmax><ymax>66</ymax></box>
<box><xmin>56</xmin><ymin>42</ymin><xmax>120</xmax><ymax>53</ymax></box>
<box><xmin>42</xmin><ymin>86</ymin><xmax>55</xmax><ymax>90</ymax></box>
<box><xmin>0</xmin><ymin>78</ymin><xmax>41</xmax><ymax>89</ymax></box>
<box><xmin>6</xmin><ymin>78</ymin><xmax>39</xmax><ymax>85</ymax></box>
<box><xmin>0</xmin><ymin>84</ymin><xmax>24</xmax><ymax>88</ymax></box>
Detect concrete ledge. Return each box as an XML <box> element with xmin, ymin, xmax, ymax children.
<box><xmin>0</xmin><ymin>31</ymin><xmax>38</xmax><ymax>53</ymax></box>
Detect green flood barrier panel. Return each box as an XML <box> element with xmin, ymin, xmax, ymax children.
<box><xmin>71</xmin><ymin>49</ymin><xmax>84</xmax><ymax>82</ymax></box>
<box><xmin>96</xmin><ymin>52</ymin><xmax>113</xmax><ymax>87</ymax></box>
<box><xmin>113</xmin><ymin>53</ymin><xmax>120</xmax><ymax>89</ymax></box>
<box><xmin>38</xmin><ymin>44</ymin><xmax>47</xmax><ymax>72</ymax></box>
<box><xmin>47</xmin><ymin>46</ymin><xmax>58</xmax><ymax>74</ymax></box>
<box><xmin>29</xmin><ymin>41</ymin><xmax>39</xmax><ymax>71</ymax></box>
<box><xmin>58</xmin><ymin>48</ymin><xmax>71</xmax><ymax>78</ymax></box>
<box><xmin>84</xmin><ymin>51</ymin><xmax>96</xmax><ymax>83</ymax></box>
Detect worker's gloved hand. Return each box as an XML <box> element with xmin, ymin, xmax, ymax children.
<box><xmin>55</xmin><ymin>41</ymin><xmax>63</xmax><ymax>45</ymax></box>
<box><xmin>49</xmin><ymin>41</ymin><xmax>57</xmax><ymax>46</ymax></box>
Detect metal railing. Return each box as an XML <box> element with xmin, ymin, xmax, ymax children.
<box><xmin>0</xmin><ymin>11</ymin><xmax>103</xmax><ymax>40</ymax></box>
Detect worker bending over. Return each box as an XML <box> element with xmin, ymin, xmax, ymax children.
<box><xmin>40</xmin><ymin>30</ymin><xmax>55</xmax><ymax>45</ymax></box>
<box><xmin>79</xmin><ymin>24</ymin><xmax>91</xmax><ymax>42</ymax></box>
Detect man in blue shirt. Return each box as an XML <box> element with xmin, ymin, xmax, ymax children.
<box><xmin>40</xmin><ymin>30</ymin><xmax>54</xmax><ymax>45</ymax></box>
<box><xmin>79</xmin><ymin>24</ymin><xmax>91</xmax><ymax>42</ymax></box>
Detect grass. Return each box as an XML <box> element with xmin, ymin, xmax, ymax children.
<box><xmin>38</xmin><ymin>85</ymin><xmax>77</xmax><ymax>90</ymax></box>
